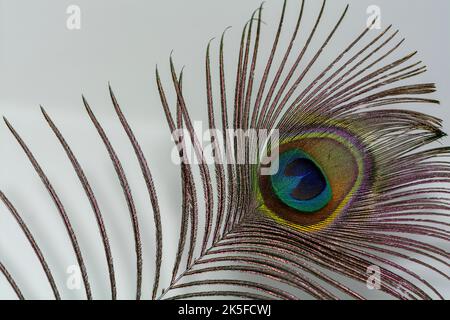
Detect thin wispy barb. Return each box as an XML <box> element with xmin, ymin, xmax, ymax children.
<box><xmin>0</xmin><ymin>191</ymin><xmax>60</xmax><ymax>299</ymax></box>
<box><xmin>82</xmin><ymin>97</ymin><xmax>143</xmax><ymax>300</ymax></box>
<box><xmin>0</xmin><ymin>261</ymin><xmax>24</xmax><ymax>300</ymax></box>
<box><xmin>40</xmin><ymin>107</ymin><xmax>115</xmax><ymax>300</ymax></box>
<box><xmin>3</xmin><ymin>117</ymin><xmax>93</xmax><ymax>300</ymax></box>
<box><xmin>108</xmin><ymin>86</ymin><xmax>162</xmax><ymax>300</ymax></box>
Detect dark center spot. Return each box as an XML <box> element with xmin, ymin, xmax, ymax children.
<box><xmin>284</xmin><ymin>158</ymin><xmax>327</xmax><ymax>201</ymax></box>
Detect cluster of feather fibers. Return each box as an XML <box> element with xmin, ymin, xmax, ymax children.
<box><xmin>1</xmin><ymin>0</ymin><xmax>449</xmax><ymax>300</ymax></box>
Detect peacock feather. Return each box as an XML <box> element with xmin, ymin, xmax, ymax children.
<box><xmin>1</xmin><ymin>0</ymin><xmax>449</xmax><ymax>300</ymax></box>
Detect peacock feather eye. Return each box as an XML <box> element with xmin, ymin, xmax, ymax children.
<box><xmin>258</xmin><ymin>129</ymin><xmax>369</xmax><ymax>232</ymax></box>
<box><xmin>270</xmin><ymin>149</ymin><xmax>332</xmax><ymax>212</ymax></box>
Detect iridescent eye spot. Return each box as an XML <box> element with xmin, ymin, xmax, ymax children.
<box><xmin>270</xmin><ymin>150</ymin><xmax>332</xmax><ymax>213</ymax></box>
<box><xmin>258</xmin><ymin>133</ymin><xmax>366</xmax><ymax>232</ymax></box>
<box><xmin>285</xmin><ymin>159</ymin><xmax>326</xmax><ymax>200</ymax></box>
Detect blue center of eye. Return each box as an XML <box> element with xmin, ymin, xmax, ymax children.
<box><xmin>284</xmin><ymin>158</ymin><xmax>327</xmax><ymax>201</ymax></box>
<box><xmin>270</xmin><ymin>150</ymin><xmax>332</xmax><ymax>213</ymax></box>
